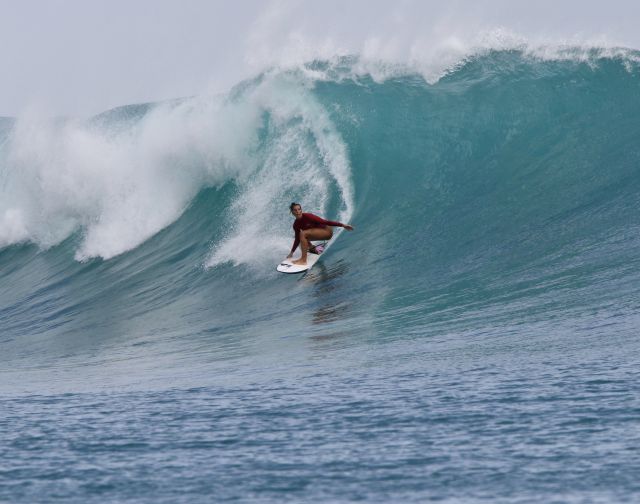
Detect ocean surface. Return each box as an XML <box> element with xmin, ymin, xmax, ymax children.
<box><xmin>1</xmin><ymin>49</ymin><xmax>640</xmax><ymax>503</ymax></box>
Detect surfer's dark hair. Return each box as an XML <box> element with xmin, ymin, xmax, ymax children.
<box><xmin>290</xmin><ymin>202</ymin><xmax>301</xmax><ymax>211</ymax></box>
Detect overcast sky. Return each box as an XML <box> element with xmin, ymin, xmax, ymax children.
<box><xmin>1</xmin><ymin>0</ymin><xmax>639</xmax><ymax>117</ymax></box>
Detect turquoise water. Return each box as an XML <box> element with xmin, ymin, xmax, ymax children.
<box><xmin>1</xmin><ymin>50</ymin><xmax>640</xmax><ymax>502</ymax></box>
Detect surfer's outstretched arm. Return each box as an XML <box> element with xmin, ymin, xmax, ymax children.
<box><xmin>305</xmin><ymin>213</ymin><xmax>354</xmax><ymax>231</ymax></box>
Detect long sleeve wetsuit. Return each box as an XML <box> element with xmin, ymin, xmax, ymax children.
<box><xmin>290</xmin><ymin>213</ymin><xmax>344</xmax><ymax>254</ymax></box>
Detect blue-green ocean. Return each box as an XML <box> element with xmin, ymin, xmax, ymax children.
<box><xmin>1</xmin><ymin>50</ymin><xmax>640</xmax><ymax>503</ymax></box>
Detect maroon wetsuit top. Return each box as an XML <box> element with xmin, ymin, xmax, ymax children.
<box><xmin>290</xmin><ymin>213</ymin><xmax>344</xmax><ymax>254</ymax></box>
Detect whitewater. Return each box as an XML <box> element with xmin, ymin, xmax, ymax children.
<box><xmin>1</xmin><ymin>47</ymin><xmax>640</xmax><ymax>503</ymax></box>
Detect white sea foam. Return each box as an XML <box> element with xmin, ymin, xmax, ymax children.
<box><xmin>0</xmin><ymin>70</ymin><xmax>354</xmax><ymax>264</ymax></box>
<box><xmin>0</xmin><ymin>94</ymin><xmax>261</xmax><ymax>259</ymax></box>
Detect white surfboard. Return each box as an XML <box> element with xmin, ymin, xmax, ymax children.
<box><xmin>277</xmin><ymin>244</ymin><xmax>325</xmax><ymax>274</ymax></box>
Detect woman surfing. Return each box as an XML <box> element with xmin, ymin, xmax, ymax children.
<box><xmin>287</xmin><ymin>202</ymin><xmax>354</xmax><ymax>265</ymax></box>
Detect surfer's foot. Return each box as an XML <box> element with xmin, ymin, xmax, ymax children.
<box><xmin>292</xmin><ymin>258</ymin><xmax>307</xmax><ymax>265</ymax></box>
<box><xmin>308</xmin><ymin>245</ymin><xmax>318</xmax><ymax>254</ymax></box>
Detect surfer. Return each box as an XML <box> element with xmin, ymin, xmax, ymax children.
<box><xmin>287</xmin><ymin>202</ymin><xmax>354</xmax><ymax>265</ymax></box>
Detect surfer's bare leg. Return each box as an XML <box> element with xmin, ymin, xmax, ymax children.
<box><xmin>292</xmin><ymin>228</ymin><xmax>333</xmax><ymax>265</ymax></box>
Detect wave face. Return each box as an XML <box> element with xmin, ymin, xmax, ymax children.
<box><xmin>2</xmin><ymin>49</ymin><xmax>640</xmax><ymax>503</ymax></box>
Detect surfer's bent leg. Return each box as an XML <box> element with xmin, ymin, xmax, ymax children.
<box><xmin>292</xmin><ymin>228</ymin><xmax>333</xmax><ymax>265</ymax></box>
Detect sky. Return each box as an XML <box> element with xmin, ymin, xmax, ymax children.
<box><xmin>1</xmin><ymin>0</ymin><xmax>640</xmax><ymax>117</ymax></box>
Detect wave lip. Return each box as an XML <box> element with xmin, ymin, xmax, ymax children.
<box><xmin>248</xmin><ymin>25</ymin><xmax>640</xmax><ymax>86</ymax></box>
